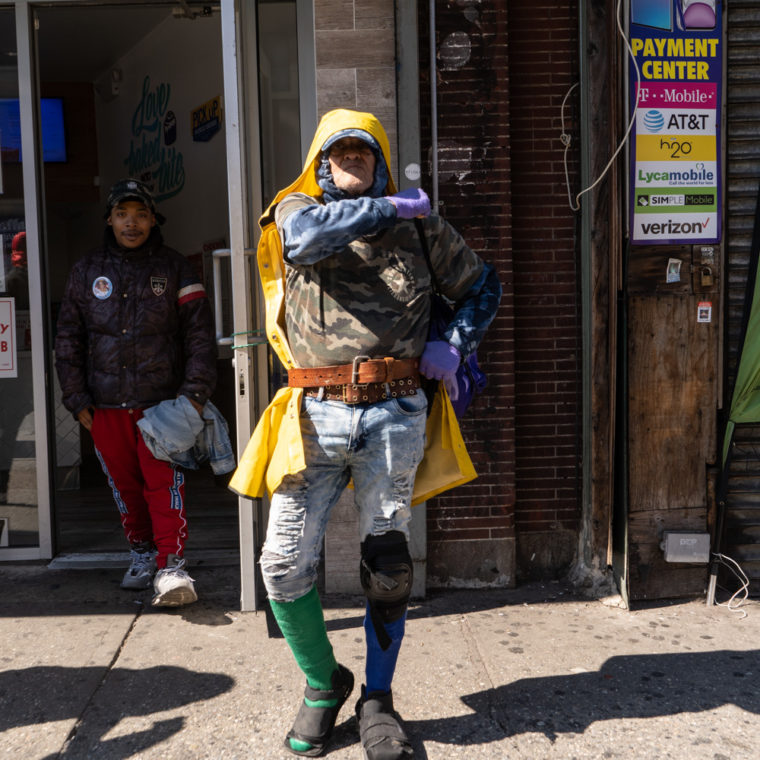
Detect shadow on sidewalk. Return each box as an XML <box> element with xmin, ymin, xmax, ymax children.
<box><xmin>405</xmin><ymin>649</ymin><xmax>760</xmax><ymax>749</ymax></box>
<box><xmin>1</xmin><ymin>664</ymin><xmax>234</xmax><ymax>758</ymax></box>
<box><xmin>266</xmin><ymin>584</ymin><xmax>594</xmax><ymax>638</ymax></box>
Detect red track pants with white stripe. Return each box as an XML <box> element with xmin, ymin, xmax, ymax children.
<box><xmin>91</xmin><ymin>407</ymin><xmax>186</xmax><ymax>569</ymax></box>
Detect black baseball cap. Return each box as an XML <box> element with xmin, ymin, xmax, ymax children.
<box><xmin>105</xmin><ymin>178</ymin><xmax>167</xmax><ymax>226</ymax></box>
<box><xmin>105</xmin><ymin>178</ymin><xmax>166</xmax><ymax>224</ymax></box>
<box><xmin>108</xmin><ymin>177</ymin><xmax>155</xmax><ymax>208</ymax></box>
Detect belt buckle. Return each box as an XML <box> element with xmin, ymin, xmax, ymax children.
<box><xmin>351</xmin><ymin>355</ymin><xmax>371</xmax><ymax>385</ymax></box>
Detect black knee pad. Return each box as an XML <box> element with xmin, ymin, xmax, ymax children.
<box><xmin>360</xmin><ymin>531</ymin><xmax>413</xmax><ymax>625</ymax></box>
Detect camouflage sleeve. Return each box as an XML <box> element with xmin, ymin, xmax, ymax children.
<box><xmin>444</xmin><ymin>263</ymin><xmax>502</xmax><ymax>359</ymax></box>
<box><xmin>275</xmin><ymin>192</ymin><xmax>397</xmax><ymax>265</ymax></box>
<box><xmin>424</xmin><ymin>216</ymin><xmax>502</xmax><ymax>359</ymax></box>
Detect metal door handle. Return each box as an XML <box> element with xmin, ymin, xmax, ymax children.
<box><xmin>211</xmin><ymin>247</ymin><xmax>255</xmax><ymax>346</ymax></box>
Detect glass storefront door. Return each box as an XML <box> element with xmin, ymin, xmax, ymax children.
<box><xmin>29</xmin><ymin>4</ymin><xmax>242</xmax><ymax>566</ymax></box>
<box><xmin>220</xmin><ymin>0</ymin><xmax>313</xmax><ymax>608</ymax></box>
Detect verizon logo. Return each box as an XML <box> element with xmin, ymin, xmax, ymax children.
<box><xmin>639</xmin><ymin>218</ymin><xmax>710</xmax><ymax>235</ymax></box>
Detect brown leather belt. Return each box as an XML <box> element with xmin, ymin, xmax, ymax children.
<box><xmin>288</xmin><ymin>356</ymin><xmax>419</xmax><ymax>387</ymax></box>
<box><xmin>304</xmin><ymin>377</ymin><xmax>419</xmax><ymax>404</ymax></box>
<box><xmin>290</xmin><ymin>356</ymin><xmax>420</xmax><ymax>404</ymax></box>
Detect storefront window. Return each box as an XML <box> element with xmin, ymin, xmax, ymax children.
<box><xmin>258</xmin><ymin>0</ymin><xmax>301</xmax><ymax>207</ymax></box>
<box><xmin>0</xmin><ymin>8</ymin><xmax>37</xmax><ymax>549</ymax></box>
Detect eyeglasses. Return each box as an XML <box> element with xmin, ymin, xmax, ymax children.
<box><xmin>328</xmin><ymin>139</ymin><xmax>373</xmax><ymax>157</ymax></box>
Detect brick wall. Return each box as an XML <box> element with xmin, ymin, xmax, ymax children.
<box><xmin>418</xmin><ymin>2</ymin><xmax>517</xmax><ymax>586</ymax></box>
<box><xmin>419</xmin><ymin>1</ymin><xmax>582</xmax><ymax>582</ymax></box>
<box><xmin>507</xmin><ymin>1</ymin><xmax>582</xmax><ymax>577</ymax></box>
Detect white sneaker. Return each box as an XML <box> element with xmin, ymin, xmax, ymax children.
<box><xmin>151</xmin><ymin>554</ymin><xmax>198</xmax><ymax>607</ymax></box>
<box><xmin>121</xmin><ymin>543</ymin><xmax>157</xmax><ymax>589</ymax></box>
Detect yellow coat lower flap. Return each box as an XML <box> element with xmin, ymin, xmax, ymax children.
<box><xmin>228</xmin><ymin>387</ymin><xmax>305</xmax><ymax>498</ymax></box>
<box><xmin>229</xmin><ymin>385</ymin><xmax>475</xmax><ymax>505</ymax></box>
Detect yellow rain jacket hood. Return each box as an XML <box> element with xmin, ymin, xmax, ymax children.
<box><xmin>229</xmin><ymin>108</ymin><xmax>476</xmax><ymax>504</ymax></box>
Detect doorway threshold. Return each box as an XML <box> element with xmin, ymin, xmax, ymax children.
<box><xmin>48</xmin><ymin>548</ymin><xmax>240</xmax><ymax>569</ymax></box>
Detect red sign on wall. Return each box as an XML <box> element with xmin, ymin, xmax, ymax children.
<box><xmin>0</xmin><ymin>298</ymin><xmax>18</xmax><ymax>378</ymax></box>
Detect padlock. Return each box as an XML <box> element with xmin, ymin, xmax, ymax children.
<box><xmin>701</xmin><ymin>266</ymin><xmax>714</xmax><ymax>288</ymax></box>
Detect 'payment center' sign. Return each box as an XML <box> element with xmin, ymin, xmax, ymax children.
<box><xmin>629</xmin><ymin>1</ymin><xmax>722</xmax><ymax>245</ymax></box>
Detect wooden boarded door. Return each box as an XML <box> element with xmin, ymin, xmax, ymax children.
<box><xmin>625</xmin><ymin>244</ymin><xmax>719</xmax><ymax>600</ymax></box>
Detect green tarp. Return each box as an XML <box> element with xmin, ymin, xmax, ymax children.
<box><xmin>723</xmin><ymin>198</ymin><xmax>760</xmax><ymax>464</ymax></box>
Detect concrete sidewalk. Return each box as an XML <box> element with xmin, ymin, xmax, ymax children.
<box><xmin>1</xmin><ymin>562</ymin><xmax>758</xmax><ymax>759</ymax></box>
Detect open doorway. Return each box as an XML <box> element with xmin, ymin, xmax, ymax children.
<box><xmin>40</xmin><ymin>5</ymin><xmax>239</xmax><ymax>561</ymax></box>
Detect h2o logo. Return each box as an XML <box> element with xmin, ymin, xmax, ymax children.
<box><xmin>659</xmin><ymin>137</ymin><xmax>692</xmax><ymax>158</ymax></box>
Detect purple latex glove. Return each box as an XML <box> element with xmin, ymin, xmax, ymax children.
<box><xmin>420</xmin><ymin>340</ymin><xmax>461</xmax><ymax>401</ymax></box>
<box><xmin>385</xmin><ymin>188</ymin><xmax>431</xmax><ymax>219</ymax></box>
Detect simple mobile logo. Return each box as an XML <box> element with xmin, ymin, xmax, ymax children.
<box><xmin>637</xmin><ymin>194</ymin><xmax>715</xmax><ymax>207</ymax></box>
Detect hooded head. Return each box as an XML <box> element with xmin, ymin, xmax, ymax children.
<box><xmin>316</xmin><ymin>128</ymin><xmax>389</xmax><ymax>202</ymax></box>
<box><xmin>261</xmin><ymin>109</ymin><xmax>397</xmax><ymax>221</ymax></box>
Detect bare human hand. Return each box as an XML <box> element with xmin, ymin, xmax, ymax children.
<box><xmin>77</xmin><ymin>406</ymin><xmax>94</xmax><ymax>431</ymax></box>
<box><xmin>185</xmin><ymin>396</ymin><xmax>204</xmax><ymax>416</ymax></box>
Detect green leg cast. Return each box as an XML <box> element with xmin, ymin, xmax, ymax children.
<box><xmin>269</xmin><ymin>585</ymin><xmax>338</xmax><ymax>690</ymax></box>
<box><xmin>269</xmin><ymin>585</ymin><xmax>343</xmax><ymax>755</ymax></box>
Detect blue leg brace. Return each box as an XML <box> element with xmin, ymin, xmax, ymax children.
<box><xmin>364</xmin><ymin>602</ymin><xmax>407</xmax><ymax>694</ymax></box>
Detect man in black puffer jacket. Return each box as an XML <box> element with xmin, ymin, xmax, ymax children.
<box><xmin>55</xmin><ymin>178</ymin><xmax>217</xmax><ymax>607</ymax></box>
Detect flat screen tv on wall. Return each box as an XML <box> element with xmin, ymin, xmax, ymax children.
<box><xmin>0</xmin><ymin>97</ymin><xmax>67</xmax><ymax>163</ymax></box>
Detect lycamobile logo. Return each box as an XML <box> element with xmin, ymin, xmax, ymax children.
<box><xmin>640</xmin><ymin>218</ymin><xmax>710</xmax><ymax>234</ymax></box>
<box><xmin>637</xmin><ymin>164</ymin><xmax>714</xmax><ymax>183</ymax></box>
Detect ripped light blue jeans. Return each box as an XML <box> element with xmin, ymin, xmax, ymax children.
<box><xmin>261</xmin><ymin>392</ymin><xmax>427</xmax><ymax>602</ymax></box>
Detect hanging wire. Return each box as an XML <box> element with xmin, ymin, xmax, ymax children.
<box><xmin>561</xmin><ymin>0</ymin><xmax>642</xmax><ymax>212</ymax></box>
<box><xmin>711</xmin><ymin>553</ymin><xmax>751</xmax><ymax>618</ymax></box>
<box><xmin>560</xmin><ymin>82</ymin><xmax>580</xmax><ymax>211</ymax></box>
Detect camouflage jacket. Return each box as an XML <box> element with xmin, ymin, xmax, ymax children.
<box><xmin>276</xmin><ymin>192</ymin><xmax>499</xmax><ymax>368</ymax></box>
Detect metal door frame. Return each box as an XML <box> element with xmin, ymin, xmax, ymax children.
<box><xmin>220</xmin><ymin>0</ymin><xmax>316</xmax><ymax>610</ymax></box>
<box><xmin>0</xmin><ymin>2</ymin><xmax>53</xmax><ymax>561</ymax></box>
<box><xmin>220</xmin><ymin>0</ymin><xmax>262</xmax><ymax>611</ymax></box>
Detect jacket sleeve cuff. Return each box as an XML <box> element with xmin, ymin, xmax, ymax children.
<box><xmin>179</xmin><ymin>388</ymin><xmax>210</xmax><ymax>406</ymax></box>
<box><xmin>71</xmin><ymin>398</ymin><xmax>94</xmax><ymax>420</ymax></box>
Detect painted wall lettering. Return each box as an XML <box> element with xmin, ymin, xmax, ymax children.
<box><xmin>123</xmin><ymin>75</ymin><xmax>185</xmax><ymax>202</ymax></box>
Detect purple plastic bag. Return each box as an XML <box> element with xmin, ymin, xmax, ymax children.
<box><xmin>426</xmin><ymin>294</ymin><xmax>487</xmax><ymax>418</ymax></box>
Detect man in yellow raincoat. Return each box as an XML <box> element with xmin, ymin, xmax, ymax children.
<box><xmin>230</xmin><ymin>109</ymin><xmax>501</xmax><ymax>758</ymax></box>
